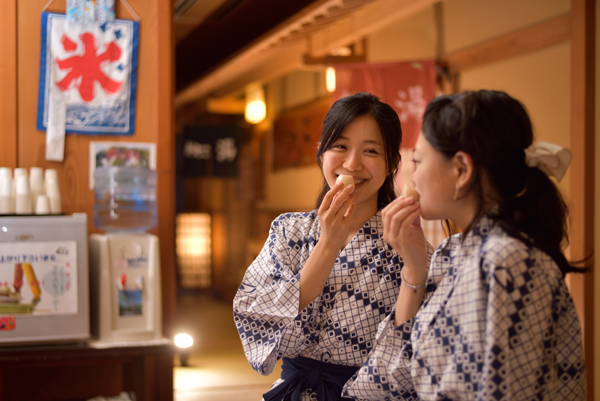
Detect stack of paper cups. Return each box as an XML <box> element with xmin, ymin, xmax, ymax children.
<box><xmin>0</xmin><ymin>168</ymin><xmax>11</xmax><ymax>186</ymax></box>
<box><xmin>0</xmin><ymin>168</ymin><xmax>13</xmax><ymax>214</ymax></box>
<box><xmin>30</xmin><ymin>167</ymin><xmax>45</xmax><ymax>202</ymax></box>
<box><xmin>44</xmin><ymin>169</ymin><xmax>58</xmax><ymax>192</ymax></box>
<box><xmin>15</xmin><ymin>175</ymin><xmax>32</xmax><ymax>214</ymax></box>
<box><xmin>46</xmin><ymin>177</ymin><xmax>61</xmax><ymax>214</ymax></box>
<box><xmin>13</xmin><ymin>168</ymin><xmax>27</xmax><ymax>199</ymax></box>
<box><xmin>0</xmin><ymin>177</ymin><xmax>12</xmax><ymax>214</ymax></box>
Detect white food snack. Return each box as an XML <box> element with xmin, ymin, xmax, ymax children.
<box><xmin>336</xmin><ymin>174</ymin><xmax>355</xmax><ymax>192</ymax></box>
<box><xmin>402</xmin><ymin>184</ymin><xmax>419</xmax><ymax>200</ymax></box>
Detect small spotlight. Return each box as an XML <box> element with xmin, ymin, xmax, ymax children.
<box><xmin>174</xmin><ymin>333</ymin><xmax>193</xmax><ymax>367</ymax></box>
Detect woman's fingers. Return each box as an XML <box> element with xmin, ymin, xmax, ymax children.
<box><xmin>383</xmin><ymin>197</ymin><xmax>418</xmax><ymax>235</ymax></box>
<box><xmin>320</xmin><ymin>182</ymin><xmax>342</xmax><ymax>209</ymax></box>
<box><xmin>319</xmin><ymin>183</ymin><xmax>355</xmax><ymax>224</ymax></box>
<box><xmin>327</xmin><ymin>184</ymin><xmax>355</xmax><ymax>215</ymax></box>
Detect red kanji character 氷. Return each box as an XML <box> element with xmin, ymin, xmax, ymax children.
<box><xmin>55</xmin><ymin>32</ymin><xmax>122</xmax><ymax>102</ymax></box>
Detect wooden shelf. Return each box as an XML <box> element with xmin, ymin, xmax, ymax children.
<box><xmin>0</xmin><ymin>341</ymin><xmax>174</xmax><ymax>401</ymax></box>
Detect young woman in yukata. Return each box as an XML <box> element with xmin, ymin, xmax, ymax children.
<box><xmin>233</xmin><ymin>92</ymin><xmax>433</xmax><ymax>401</ymax></box>
<box><xmin>343</xmin><ymin>89</ymin><xmax>587</xmax><ymax>400</ymax></box>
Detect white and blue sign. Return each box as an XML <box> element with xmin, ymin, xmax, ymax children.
<box><xmin>37</xmin><ymin>12</ymin><xmax>139</xmax><ymax>135</ymax></box>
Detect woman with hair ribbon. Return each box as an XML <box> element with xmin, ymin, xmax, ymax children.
<box><xmin>233</xmin><ymin>92</ymin><xmax>433</xmax><ymax>400</ymax></box>
<box><xmin>343</xmin><ymin>90</ymin><xmax>587</xmax><ymax>400</ymax></box>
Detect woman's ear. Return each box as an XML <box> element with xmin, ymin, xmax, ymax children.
<box><xmin>453</xmin><ymin>151</ymin><xmax>474</xmax><ymax>190</ymax></box>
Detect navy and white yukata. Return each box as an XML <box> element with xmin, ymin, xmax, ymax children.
<box><xmin>343</xmin><ymin>215</ymin><xmax>586</xmax><ymax>401</ymax></box>
<box><xmin>234</xmin><ymin>210</ymin><xmax>429</xmax><ymax>400</ymax></box>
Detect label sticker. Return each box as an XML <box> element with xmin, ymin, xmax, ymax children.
<box><xmin>118</xmin><ymin>289</ymin><xmax>142</xmax><ymax>316</ymax></box>
<box><xmin>0</xmin><ymin>316</ymin><xmax>16</xmax><ymax>331</ymax></box>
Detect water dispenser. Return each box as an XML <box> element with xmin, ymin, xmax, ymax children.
<box><xmin>89</xmin><ymin>166</ymin><xmax>162</xmax><ymax>342</ymax></box>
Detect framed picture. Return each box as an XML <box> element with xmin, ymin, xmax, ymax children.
<box><xmin>89</xmin><ymin>141</ymin><xmax>156</xmax><ymax>189</ymax></box>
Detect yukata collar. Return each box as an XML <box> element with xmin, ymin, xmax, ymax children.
<box><xmin>459</xmin><ymin>213</ymin><xmax>495</xmax><ymax>243</ymax></box>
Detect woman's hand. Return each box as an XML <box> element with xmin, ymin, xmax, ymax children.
<box><xmin>382</xmin><ymin>196</ymin><xmax>428</xmax><ymax>274</ymax></box>
<box><xmin>317</xmin><ymin>182</ymin><xmax>356</xmax><ymax>251</ymax></box>
<box><xmin>298</xmin><ymin>182</ymin><xmax>355</xmax><ymax>312</ymax></box>
<box><xmin>383</xmin><ymin>196</ymin><xmax>430</xmax><ymax>326</ymax></box>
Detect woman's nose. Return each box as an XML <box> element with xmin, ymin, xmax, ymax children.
<box><xmin>343</xmin><ymin>151</ymin><xmax>363</xmax><ymax>171</ymax></box>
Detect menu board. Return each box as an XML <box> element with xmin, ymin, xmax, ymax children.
<box><xmin>0</xmin><ymin>241</ymin><xmax>78</xmax><ymax>315</ymax></box>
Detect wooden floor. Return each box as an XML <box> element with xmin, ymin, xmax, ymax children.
<box><xmin>173</xmin><ymin>293</ymin><xmax>282</xmax><ymax>401</ymax></box>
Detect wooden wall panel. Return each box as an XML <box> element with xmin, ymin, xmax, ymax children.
<box><xmin>15</xmin><ymin>0</ymin><xmax>175</xmax><ymax>340</ymax></box>
<box><xmin>0</xmin><ymin>0</ymin><xmax>17</xmax><ymax>168</ymax></box>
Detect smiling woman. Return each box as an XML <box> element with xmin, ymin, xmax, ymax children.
<box><xmin>319</xmin><ymin>114</ymin><xmax>387</xmax><ymax>218</ymax></box>
<box><xmin>233</xmin><ymin>92</ymin><xmax>432</xmax><ymax>401</ymax></box>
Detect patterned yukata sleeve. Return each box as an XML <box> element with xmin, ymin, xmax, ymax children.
<box><xmin>476</xmin><ymin>240</ymin><xmax>586</xmax><ymax>401</ymax></box>
<box><xmin>342</xmin><ymin>314</ymin><xmax>420</xmax><ymax>400</ymax></box>
<box><xmin>233</xmin><ymin>214</ymin><xmax>311</xmax><ymax>376</ymax></box>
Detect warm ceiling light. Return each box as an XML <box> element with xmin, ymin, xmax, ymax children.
<box><xmin>326</xmin><ymin>67</ymin><xmax>336</xmax><ymax>93</ymax></box>
<box><xmin>245</xmin><ymin>83</ymin><xmax>266</xmax><ymax>124</ymax></box>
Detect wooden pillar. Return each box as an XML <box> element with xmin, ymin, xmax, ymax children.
<box><xmin>569</xmin><ymin>0</ymin><xmax>595</xmax><ymax>400</ymax></box>
<box><xmin>153</xmin><ymin>0</ymin><xmax>176</xmax><ymax>340</ymax></box>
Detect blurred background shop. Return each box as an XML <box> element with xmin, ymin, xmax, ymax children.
<box><xmin>0</xmin><ymin>0</ymin><xmax>597</xmax><ymax>400</ymax></box>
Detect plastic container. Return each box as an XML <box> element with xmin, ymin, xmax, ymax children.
<box><xmin>93</xmin><ymin>166</ymin><xmax>157</xmax><ymax>233</ymax></box>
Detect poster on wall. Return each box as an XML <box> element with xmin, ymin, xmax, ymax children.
<box><xmin>89</xmin><ymin>141</ymin><xmax>156</xmax><ymax>189</ymax></box>
<box><xmin>333</xmin><ymin>60</ymin><xmax>437</xmax><ymax>148</ymax></box>
<box><xmin>0</xmin><ymin>241</ymin><xmax>78</xmax><ymax>316</ymax></box>
<box><xmin>37</xmin><ymin>12</ymin><xmax>139</xmax><ymax>135</ymax></box>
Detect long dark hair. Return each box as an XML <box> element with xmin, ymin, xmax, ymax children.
<box><xmin>421</xmin><ymin>89</ymin><xmax>583</xmax><ymax>276</ymax></box>
<box><xmin>315</xmin><ymin>92</ymin><xmax>402</xmax><ymax>209</ymax></box>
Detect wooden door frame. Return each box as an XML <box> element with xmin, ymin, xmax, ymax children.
<box><xmin>569</xmin><ymin>1</ymin><xmax>595</xmax><ymax>400</ymax></box>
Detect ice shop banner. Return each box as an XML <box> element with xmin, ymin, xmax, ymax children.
<box><xmin>333</xmin><ymin>60</ymin><xmax>437</xmax><ymax>148</ymax></box>
<box><xmin>37</xmin><ymin>12</ymin><xmax>139</xmax><ymax>135</ymax></box>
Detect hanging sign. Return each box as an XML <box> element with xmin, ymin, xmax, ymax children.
<box><xmin>37</xmin><ymin>12</ymin><xmax>139</xmax><ymax>135</ymax></box>
<box><xmin>333</xmin><ymin>60</ymin><xmax>437</xmax><ymax>148</ymax></box>
<box><xmin>182</xmin><ymin>126</ymin><xmax>240</xmax><ymax>178</ymax></box>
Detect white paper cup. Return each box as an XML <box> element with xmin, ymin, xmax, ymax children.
<box><xmin>0</xmin><ymin>167</ymin><xmax>11</xmax><ymax>182</ymax></box>
<box><xmin>13</xmin><ymin>168</ymin><xmax>27</xmax><ymax>197</ymax></box>
<box><xmin>49</xmin><ymin>194</ymin><xmax>61</xmax><ymax>215</ymax></box>
<box><xmin>45</xmin><ymin>169</ymin><xmax>59</xmax><ymax>193</ymax></box>
<box><xmin>35</xmin><ymin>195</ymin><xmax>51</xmax><ymax>215</ymax></box>
<box><xmin>15</xmin><ymin>175</ymin><xmax>30</xmax><ymax>195</ymax></box>
<box><xmin>0</xmin><ymin>179</ymin><xmax>11</xmax><ymax>214</ymax></box>
<box><xmin>0</xmin><ymin>178</ymin><xmax>13</xmax><ymax>214</ymax></box>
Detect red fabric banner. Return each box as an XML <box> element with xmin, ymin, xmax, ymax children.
<box><xmin>333</xmin><ymin>60</ymin><xmax>437</xmax><ymax>148</ymax></box>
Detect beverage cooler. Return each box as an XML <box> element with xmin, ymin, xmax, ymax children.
<box><xmin>0</xmin><ymin>214</ymin><xmax>89</xmax><ymax>345</ymax></box>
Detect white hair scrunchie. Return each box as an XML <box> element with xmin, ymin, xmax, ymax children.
<box><xmin>524</xmin><ymin>141</ymin><xmax>572</xmax><ymax>181</ymax></box>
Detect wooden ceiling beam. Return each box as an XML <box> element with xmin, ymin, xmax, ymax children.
<box><xmin>175</xmin><ymin>0</ymin><xmax>441</xmax><ymax>107</ymax></box>
<box><xmin>443</xmin><ymin>13</ymin><xmax>570</xmax><ymax>74</ymax></box>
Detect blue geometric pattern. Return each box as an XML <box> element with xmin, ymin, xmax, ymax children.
<box><xmin>233</xmin><ymin>211</ymin><xmax>426</xmax><ymax>400</ymax></box>
<box><xmin>343</xmin><ymin>215</ymin><xmax>586</xmax><ymax>400</ymax></box>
